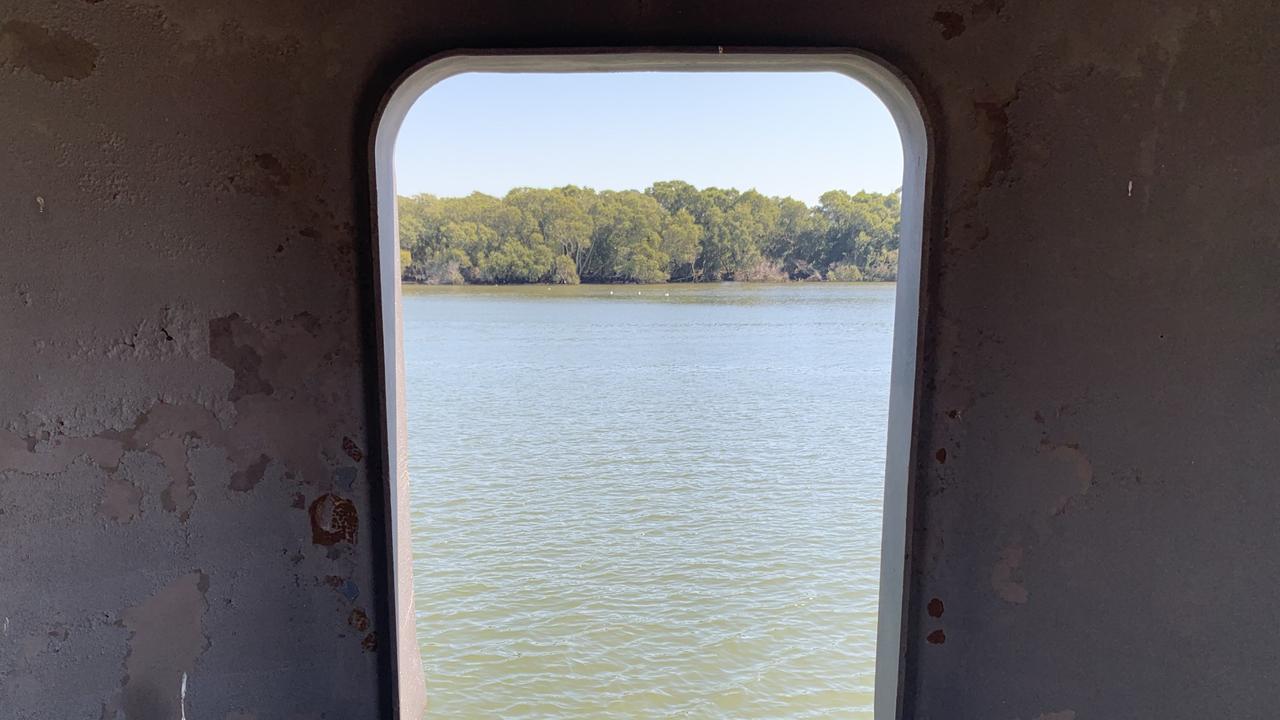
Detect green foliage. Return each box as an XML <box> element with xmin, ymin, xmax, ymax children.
<box><xmin>398</xmin><ymin>183</ymin><xmax>901</xmax><ymax>284</ymax></box>
<box><xmin>827</xmin><ymin>263</ymin><xmax>865</xmax><ymax>282</ymax></box>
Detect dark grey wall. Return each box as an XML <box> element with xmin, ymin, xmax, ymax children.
<box><xmin>2</xmin><ymin>1</ymin><xmax>1278</xmax><ymax>718</ymax></box>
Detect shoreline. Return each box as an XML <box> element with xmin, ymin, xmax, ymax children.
<box><xmin>400</xmin><ymin>278</ymin><xmax>897</xmax><ymax>286</ymax></box>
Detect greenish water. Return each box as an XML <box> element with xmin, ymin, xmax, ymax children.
<box><xmin>405</xmin><ymin>282</ymin><xmax>894</xmax><ymax>719</ymax></box>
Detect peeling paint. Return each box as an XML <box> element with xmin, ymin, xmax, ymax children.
<box><xmin>992</xmin><ymin>545</ymin><xmax>1029</xmax><ymax>604</ymax></box>
<box><xmin>209</xmin><ymin>315</ymin><xmax>274</xmax><ymax>401</ymax></box>
<box><xmin>933</xmin><ymin>11</ymin><xmax>966</xmax><ymax>39</ymax></box>
<box><xmin>2</xmin><ymin>3</ymin><xmax>1276</xmax><ymax>719</ymax></box>
<box><xmin>230</xmin><ymin>453</ymin><xmax>271</xmax><ymax>492</ymax></box>
<box><xmin>970</xmin><ymin>0</ymin><xmax>1004</xmax><ymax>21</ymax></box>
<box><xmin>0</xmin><ymin>430</ymin><xmax>127</xmax><ymax>475</ymax></box>
<box><xmin>0</xmin><ymin>21</ymin><xmax>99</xmax><ymax>82</ymax></box>
<box><xmin>155</xmin><ymin>434</ymin><xmax>197</xmax><ymax>521</ymax></box>
<box><xmin>974</xmin><ymin>97</ymin><xmax>1016</xmax><ymax>187</ymax></box>
<box><xmin>3</xmin><ymin>395</ymin><xmax>338</xmax><ymax>517</ymax></box>
<box><xmin>1042</xmin><ymin>443</ymin><xmax>1094</xmax><ymax>516</ymax></box>
<box><xmin>111</xmin><ymin>573</ymin><xmax>209</xmax><ymax>720</ymax></box>
<box><xmin>99</xmin><ymin>476</ymin><xmax>142</xmax><ymax>523</ymax></box>
<box><xmin>216</xmin><ymin>152</ymin><xmax>303</xmax><ymax>198</ymax></box>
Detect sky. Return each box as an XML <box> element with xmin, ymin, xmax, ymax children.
<box><xmin>393</xmin><ymin>72</ymin><xmax>904</xmax><ymax>206</ymax></box>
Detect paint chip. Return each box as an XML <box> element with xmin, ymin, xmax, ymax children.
<box><xmin>333</xmin><ymin>466</ymin><xmax>357</xmax><ymax>491</ymax></box>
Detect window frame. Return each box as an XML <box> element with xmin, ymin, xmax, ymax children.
<box><xmin>368</xmin><ymin>49</ymin><xmax>931</xmax><ymax>719</ymax></box>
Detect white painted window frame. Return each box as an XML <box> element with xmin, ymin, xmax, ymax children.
<box><xmin>370</xmin><ymin>49</ymin><xmax>929</xmax><ymax>720</ymax></box>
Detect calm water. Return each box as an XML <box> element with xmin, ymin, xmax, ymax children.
<box><xmin>405</xmin><ymin>283</ymin><xmax>894</xmax><ymax>719</ymax></box>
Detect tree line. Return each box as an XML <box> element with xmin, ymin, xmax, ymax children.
<box><xmin>398</xmin><ymin>181</ymin><xmax>900</xmax><ymax>284</ymax></box>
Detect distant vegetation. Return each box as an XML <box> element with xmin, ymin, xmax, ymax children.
<box><xmin>398</xmin><ymin>181</ymin><xmax>900</xmax><ymax>284</ymax></box>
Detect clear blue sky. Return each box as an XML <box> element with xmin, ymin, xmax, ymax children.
<box><xmin>394</xmin><ymin>72</ymin><xmax>903</xmax><ymax>206</ymax></box>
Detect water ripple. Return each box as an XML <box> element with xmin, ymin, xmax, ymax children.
<box><xmin>406</xmin><ymin>283</ymin><xmax>893</xmax><ymax>719</ymax></box>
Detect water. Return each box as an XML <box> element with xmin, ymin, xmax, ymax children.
<box><xmin>405</xmin><ymin>282</ymin><xmax>895</xmax><ymax>719</ymax></box>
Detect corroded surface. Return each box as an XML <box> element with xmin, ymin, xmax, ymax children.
<box><xmin>2</xmin><ymin>0</ymin><xmax>1279</xmax><ymax>718</ymax></box>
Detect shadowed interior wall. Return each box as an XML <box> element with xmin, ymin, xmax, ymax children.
<box><xmin>1</xmin><ymin>1</ymin><xmax>1278</xmax><ymax>719</ymax></box>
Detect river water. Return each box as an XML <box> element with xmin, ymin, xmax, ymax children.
<box><xmin>405</xmin><ymin>282</ymin><xmax>894</xmax><ymax>719</ymax></box>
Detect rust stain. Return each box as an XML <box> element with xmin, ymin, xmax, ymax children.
<box><xmin>0</xmin><ymin>21</ymin><xmax>99</xmax><ymax>82</ymax></box>
<box><xmin>348</xmin><ymin>608</ymin><xmax>369</xmax><ymax>632</ymax></box>
<box><xmin>361</xmin><ymin>632</ymin><xmax>377</xmax><ymax>652</ymax></box>
<box><xmin>926</xmin><ymin>629</ymin><xmax>946</xmax><ymax>644</ymax></box>
<box><xmin>935</xmin><ymin>447</ymin><xmax>948</xmax><ymax>464</ymax></box>
<box><xmin>342</xmin><ymin>436</ymin><xmax>363</xmax><ymax>462</ymax></box>
<box><xmin>927</xmin><ymin>597</ymin><xmax>945</xmax><ymax>618</ymax></box>
<box><xmin>309</xmin><ymin>493</ymin><xmax>358</xmax><ymax>545</ymax></box>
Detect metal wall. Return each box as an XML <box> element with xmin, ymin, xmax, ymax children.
<box><xmin>2</xmin><ymin>1</ymin><xmax>1278</xmax><ymax>718</ymax></box>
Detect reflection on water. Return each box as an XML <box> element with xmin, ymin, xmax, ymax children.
<box><xmin>405</xmin><ymin>282</ymin><xmax>894</xmax><ymax>719</ymax></box>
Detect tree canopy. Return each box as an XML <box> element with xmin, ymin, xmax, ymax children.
<box><xmin>399</xmin><ymin>183</ymin><xmax>900</xmax><ymax>284</ymax></box>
